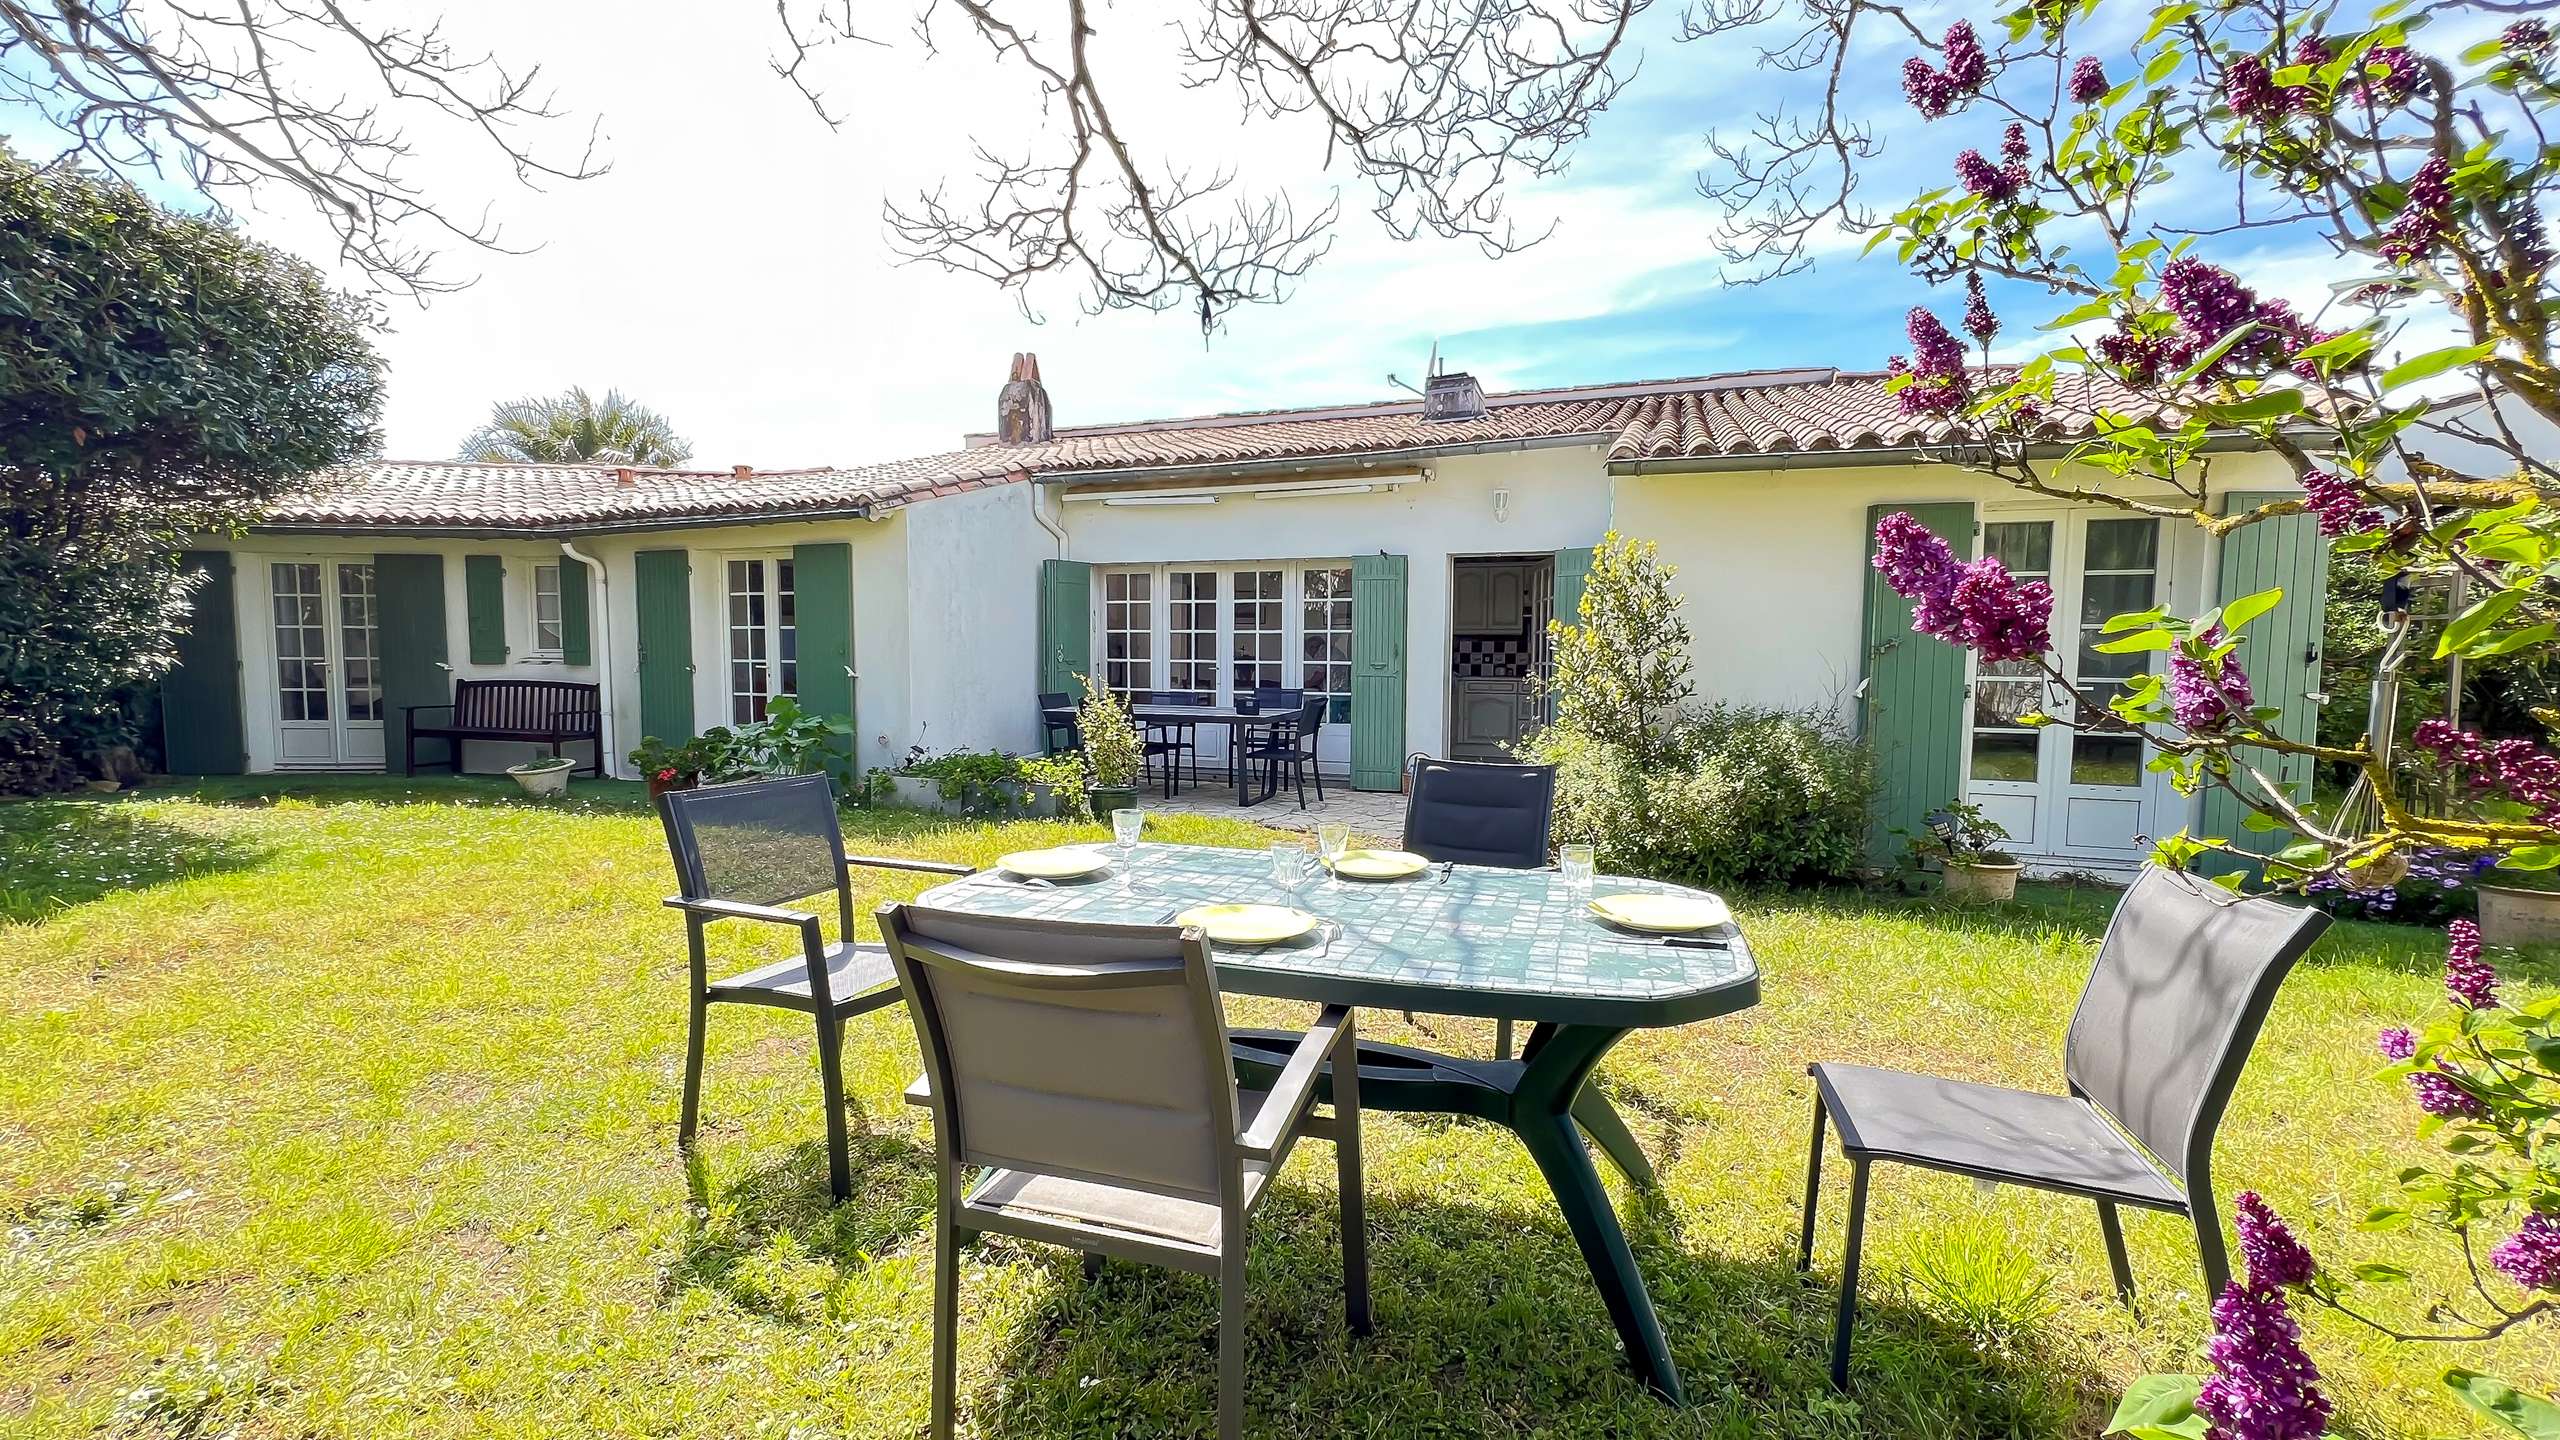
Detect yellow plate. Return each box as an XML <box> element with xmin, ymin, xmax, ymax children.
<box><xmin>1173</xmin><ymin>903</ymin><xmax>1320</xmax><ymax>946</ymax></box>
<box><xmin>1588</xmin><ymin>892</ymin><xmax>1731</xmax><ymax>934</ymax></box>
<box><xmin>995</xmin><ymin>846</ymin><xmax>1112</xmax><ymax>880</ymax></box>
<box><xmin>1325</xmin><ymin>848</ymin><xmax>1431</xmax><ymax>880</ymax></box>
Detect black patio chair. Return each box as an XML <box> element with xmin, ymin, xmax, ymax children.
<box><xmin>1143</xmin><ymin>690</ymin><xmax>1206</xmax><ymax>797</ymax></box>
<box><xmin>1401</xmin><ymin>757</ymin><xmax>1558</xmax><ymax>1058</ymax></box>
<box><xmin>1037</xmin><ymin>691</ymin><xmax>1079</xmax><ymax>756</ymax></box>
<box><xmin>1799</xmin><ymin>865</ymin><xmax>2332</xmax><ymax>1388</ymax></box>
<box><xmin>1244</xmin><ymin>693</ymin><xmax>1327</xmax><ymax>808</ymax></box>
<box><xmin>883</xmin><ymin>904</ymin><xmax>1368</xmax><ymax>1440</ymax></box>
<box><xmin>657</xmin><ymin>774</ymin><xmax>975</xmax><ymax>1202</ymax></box>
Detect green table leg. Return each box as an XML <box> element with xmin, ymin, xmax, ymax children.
<box><xmin>1571</xmin><ymin>1087</ymin><xmax>1657</xmax><ymax>1189</ymax></box>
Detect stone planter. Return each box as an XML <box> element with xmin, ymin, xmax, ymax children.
<box><xmin>507</xmin><ymin>757</ymin><xmax>576</xmax><ymax>799</ymax></box>
<box><xmin>1940</xmin><ymin>858</ymin><xmax>2023</xmax><ymax>903</ymax></box>
<box><xmin>882</xmin><ymin>774</ymin><xmax>1062</xmax><ymax>818</ymax></box>
<box><xmin>2475</xmin><ymin>882</ymin><xmax>2560</xmax><ymax>948</ymax></box>
<box><xmin>1086</xmin><ymin>784</ymin><xmax>1140</xmax><ymax>821</ymax></box>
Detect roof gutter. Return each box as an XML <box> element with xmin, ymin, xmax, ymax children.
<box><xmin>1032</xmin><ymin>431</ymin><xmax>1615</xmax><ymax>489</ymax></box>
<box><xmin>247</xmin><ymin>498</ymin><xmax>885</xmax><ymax>541</ymax></box>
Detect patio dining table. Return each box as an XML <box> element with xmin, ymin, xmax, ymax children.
<box><xmin>918</xmin><ymin>841</ymin><xmax>1762</xmax><ymax>1404</ymax></box>
<box><xmin>1042</xmin><ymin>703</ymin><xmax>1296</xmax><ymax>807</ymax></box>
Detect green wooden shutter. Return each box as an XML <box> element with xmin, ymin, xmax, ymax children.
<box><xmin>1860</xmin><ymin>502</ymin><xmax>1976</xmax><ymax>863</ymax></box>
<box><xmin>559</xmin><ymin>557</ymin><xmax>593</xmax><ymax>667</ymax></box>
<box><xmin>463</xmin><ymin>554</ymin><xmax>508</xmax><ymax>664</ymax></box>
<box><xmin>161</xmin><ymin>551</ymin><xmax>245</xmax><ymax>775</ymax></box>
<box><xmin>793</xmin><ymin>541</ymin><xmax>856</xmax><ymax>774</ymax></box>
<box><xmin>1552</xmin><ymin>546</ymin><xmax>1596</xmax><ymax>627</ymax></box>
<box><xmin>634</xmin><ymin>549</ymin><xmax>695</xmax><ymax>743</ymax></box>
<box><xmin>376</xmin><ymin>554</ymin><xmax>451</xmax><ymax>770</ymax></box>
<box><xmin>1349</xmin><ymin>553</ymin><xmax>1409</xmax><ymax>792</ymax></box>
<box><xmin>2198</xmin><ymin>492</ymin><xmax>2330</xmax><ymax>871</ymax></box>
<box><xmin>1038</xmin><ymin>559</ymin><xmax>1093</xmax><ymax>693</ymax></box>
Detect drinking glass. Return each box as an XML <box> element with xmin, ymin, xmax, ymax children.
<box><xmin>1560</xmin><ymin>842</ymin><xmax>1597</xmax><ymax>899</ymax></box>
<box><xmin>1317</xmin><ymin>822</ymin><xmax>1351</xmax><ymax>888</ymax></box>
<box><xmin>1269</xmin><ymin>840</ymin><xmax>1310</xmax><ymax>901</ymax></box>
<box><xmin>1112</xmin><ymin>808</ymin><xmax>1144</xmax><ymax>890</ymax></box>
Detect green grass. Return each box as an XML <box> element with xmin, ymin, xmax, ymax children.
<box><xmin>0</xmin><ymin>777</ymin><xmax>2551</xmax><ymax>1438</ymax></box>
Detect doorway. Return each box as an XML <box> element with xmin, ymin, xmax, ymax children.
<box><xmin>1447</xmin><ymin>554</ymin><xmax>1555</xmax><ymax>760</ymax></box>
<box><xmin>268</xmin><ymin>558</ymin><xmax>386</xmax><ymax>768</ymax></box>
<box><xmin>1963</xmin><ymin>511</ymin><xmax>2165</xmax><ymax>863</ymax></box>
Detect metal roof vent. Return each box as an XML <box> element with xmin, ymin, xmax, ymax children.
<box><xmin>1422</xmin><ymin>370</ymin><xmax>1485</xmax><ymax>423</ymax></box>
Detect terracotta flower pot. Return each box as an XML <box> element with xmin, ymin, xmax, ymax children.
<box><xmin>1940</xmin><ymin>858</ymin><xmax>2023</xmax><ymax>903</ymax></box>
<box><xmin>2475</xmin><ymin>882</ymin><xmax>2560</xmax><ymax>948</ymax></box>
<box><xmin>647</xmin><ymin>771</ymin><xmax>695</xmax><ymax>802</ymax></box>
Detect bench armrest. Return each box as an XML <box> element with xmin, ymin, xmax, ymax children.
<box><xmin>662</xmin><ymin>895</ymin><xmax>818</xmax><ymax>929</ymax></box>
<box><xmin>846</xmin><ymin>853</ymin><xmax>976</xmax><ymax>878</ymax></box>
<box><xmin>401</xmin><ymin>703</ymin><xmax>456</xmax><ymax>718</ymax></box>
<box><xmin>1239</xmin><ymin>1004</ymin><xmax>1353</xmax><ymax>1161</ymax></box>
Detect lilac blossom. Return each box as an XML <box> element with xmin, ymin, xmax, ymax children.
<box><xmin>2377</xmin><ymin>1027</ymin><xmax>2416</xmax><ymax>1061</ymax></box>
<box><xmin>2490</xmin><ymin>1213</ymin><xmax>2560</xmax><ymax>1292</ymax></box>
<box><xmin>2170</xmin><ymin>626</ymin><xmax>2255</xmax><ymax>731</ymax></box>
<box><xmin>2196</xmin><ymin>1281</ymin><xmax>2335</xmax><ymax>1440</ymax></box>
<box><xmin>1963</xmin><ymin>273</ymin><xmax>1999</xmax><ymax>348</ymax></box>
<box><xmin>2409</xmin><ymin>1062</ymin><xmax>2486</xmax><ymax>1120</ymax></box>
<box><xmin>2351</xmin><ymin>46</ymin><xmax>2421</xmax><ymax>109</ymax></box>
<box><xmin>2302</xmin><ymin>472</ymin><xmax>2381</xmax><ymax>537</ymax></box>
<box><xmin>1903</xmin><ymin>22</ymin><xmax>1990</xmax><ymax>118</ymax></box>
<box><xmin>2411</xmin><ymin>720</ymin><xmax>2560</xmax><ymax>825</ymax></box>
<box><xmin>2443</xmin><ymin>918</ymin><xmax>2498</xmax><ymax>1009</ymax></box>
<box><xmin>1955</xmin><ymin>148</ymin><xmax>2016</xmax><ymax>201</ymax></box>
<box><xmin>2069</xmin><ymin>55</ymin><xmax>2109</xmax><ymax>103</ymax></box>
<box><xmin>2508</xmin><ymin>20</ymin><xmax>2552</xmax><ymax>60</ymax></box>
<box><xmin>2226</xmin><ymin>55</ymin><xmax>2282</xmax><ymax>122</ymax></box>
<box><xmin>1872</xmin><ymin>513</ymin><xmax>2052</xmax><ymax>664</ymax></box>
<box><xmin>2383</xmin><ymin>156</ymin><xmax>2454</xmax><ymax>265</ymax></box>
<box><xmin>2234</xmin><ymin>1192</ymin><xmax>2318</xmax><ymax>1290</ymax></box>
<box><xmin>1887</xmin><ymin>307</ymin><xmax>1972</xmax><ymax>417</ymax></box>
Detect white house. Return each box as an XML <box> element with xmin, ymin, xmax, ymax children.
<box><xmin>160</xmin><ymin>357</ymin><xmax>2326</xmax><ymax>874</ymax></box>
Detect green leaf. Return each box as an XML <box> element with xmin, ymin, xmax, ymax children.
<box><xmin>2221</xmin><ymin>586</ymin><xmax>2283</xmax><ymax>633</ymax></box>
<box><xmin>2443</xmin><ymin>1371</ymin><xmax>2560</xmax><ymax>1440</ymax></box>
<box><xmin>2205</xmin><ymin>389</ymin><xmax>2306</xmax><ymax>422</ymax></box>
<box><xmin>2103</xmin><ymin>606</ymin><xmax>2171</xmax><ymax>634</ymax></box>
<box><xmin>2381</xmin><ymin>341</ymin><xmax>2499</xmax><ymax>392</ymax></box>
<box><xmin>2496</xmin><ymin>844</ymin><xmax>2560</xmax><ymax>872</ymax></box>
<box><xmin>2466</xmin><ymin>623</ymin><xmax>2558</xmax><ymax>659</ymax></box>
<box><xmin>2094</xmin><ymin>630</ymin><xmax>2178</xmax><ymax>653</ymax></box>
<box><xmin>2351</xmin><ymin>1262</ymin><xmax>2411</xmax><ymax>1283</ymax></box>
<box><xmin>2107</xmin><ymin>1375</ymin><xmax>2209</xmax><ymax>1440</ymax></box>
<box><xmin>2436</xmin><ymin>587</ymin><xmax>2528</xmax><ymax>658</ymax></box>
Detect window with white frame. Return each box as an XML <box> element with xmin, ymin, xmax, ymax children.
<box><xmin>531</xmin><ymin>562</ymin><xmax>564</xmax><ymax>656</ymax></box>
<box><xmin>726</xmin><ymin>557</ymin><xmax>798</xmax><ymax>722</ymax></box>
<box><xmin>1166</xmin><ymin>570</ymin><xmax>1218</xmax><ymax>696</ymax></box>
<box><xmin>1300</xmin><ymin>566</ymin><xmax>1354</xmax><ymax>722</ymax></box>
<box><xmin>1103</xmin><ymin>570</ymin><xmax>1154</xmax><ymax>695</ymax></box>
<box><xmin>1229</xmin><ymin>569</ymin><xmax>1285</xmax><ymax>694</ymax></box>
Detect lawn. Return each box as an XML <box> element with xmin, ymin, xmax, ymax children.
<box><xmin>1</xmin><ymin>777</ymin><xmax>2552</xmax><ymax>1439</ymax></box>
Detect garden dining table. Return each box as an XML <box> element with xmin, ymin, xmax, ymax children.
<box><xmin>1041</xmin><ymin>702</ymin><xmax>1295</xmax><ymax>807</ymax></box>
<box><xmin>917</xmin><ymin>841</ymin><xmax>1762</xmax><ymax>1404</ymax></box>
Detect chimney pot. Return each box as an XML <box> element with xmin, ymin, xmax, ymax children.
<box><xmin>997</xmin><ymin>351</ymin><xmax>1055</xmax><ymax>445</ymax></box>
<box><xmin>614</xmin><ymin>467</ymin><xmax>636</xmax><ymax>487</ymax></box>
<box><xmin>732</xmin><ymin>464</ymin><xmax>752</xmax><ymax>480</ymax></box>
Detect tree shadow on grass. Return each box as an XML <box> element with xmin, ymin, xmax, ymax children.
<box><xmin>664</xmin><ymin>1121</ymin><xmax>937</xmax><ymax>1323</ymax></box>
<box><xmin>149</xmin><ymin>772</ymin><xmax>657</xmax><ymax>814</ymax></box>
<box><xmin>0</xmin><ymin>797</ymin><xmax>269</xmax><ymax>922</ymax></box>
<box><xmin>954</xmin><ymin>1176</ymin><xmax>2119</xmax><ymax>1439</ymax></box>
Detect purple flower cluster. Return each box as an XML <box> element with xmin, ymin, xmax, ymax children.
<box><xmin>1963</xmin><ymin>272</ymin><xmax>1999</xmax><ymax>347</ymax></box>
<box><xmin>2095</xmin><ymin>328</ymin><xmax>2190</xmax><ymax>385</ymax></box>
<box><xmin>1871</xmin><ymin>512</ymin><xmax>2055</xmax><ymax>664</ymax></box>
<box><xmin>2117</xmin><ymin>257</ymin><xmax>2327</xmax><ymax>382</ymax></box>
<box><xmin>2234</xmin><ymin>1192</ymin><xmax>2319</xmax><ymax>1289</ymax></box>
<box><xmin>1904</xmin><ymin>21</ymin><xmax>1991</xmax><ymax>118</ymax></box>
<box><xmin>2168</xmin><ymin>625</ymin><xmax>2255</xmax><ymax>731</ymax></box>
<box><xmin>2227</xmin><ymin>55</ymin><xmax>2282</xmax><ymax>122</ymax></box>
<box><xmin>1887</xmin><ymin>307</ymin><xmax>1973</xmax><ymax>417</ymax></box>
<box><xmin>2411</xmin><ymin>719</ymin><xmax>2560</xmax><ymax>824</ymax></box>
<box><xmin>2351</xmin><ymin>46</ymin><xmax>2422</xmax><ymax>109</ymax></box>
<box><xmin>2443</xmin><ymin>918</ymin><xmax>2499</xmax><ymax>1009</ymax></box>
<box><xmin>2490</xmin><ymin>1212</ymin><xmax>2560</xmax><ymax>1292</ymax></box>
<box><xmin>1955</xmin><ymin>126</ymin><xmax>2033</xmax><ymax>202</ymax></box>
<box><xmin>2302</xmin><ymin>471</ymin><xmax>2381</xmax><ymax>537</ymax></box>
<box><xmin>2377</xmin><ymin>1026</ymin><xmax>2416</xmax><ymax>1061</ymax></box>
<box><xmin>2197</xmin><ymin>1280</ymin><xmax>2335</xmax><ymax>1440</ymax></box>
<box><xmin>2509</xmin><ymin>20</ymin><xmax>2552</xmax><ymax>60</ymax></box>
<box><xmin>2409</xmin><ymin>1061</ymin><xmax>2486</xmax><ymax>1119</ymax></box>
<box><xmin>2069</xmin><ymin>55</ymin><xmax>2109</xmax><ymax>103</ymax></box>
<box><xmin>2383</xmin><ymin>156</ymin><xmax>2455</xmax><ymax>265</ymax></box>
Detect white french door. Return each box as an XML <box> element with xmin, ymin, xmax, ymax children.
<box><xmin>270</xmin><ymin>559</ymin><xmax>385</xmax><ymax>768</ymax></box>
<box><xmin>1964</xmin><ymin>512</ymin><xmax>2165</xmax><ymax>863</ymax></box>
<box><xmin>1095</xmin><ymin>561</ymin><xmax>1355</xmax><ymax>771</ymax></box>
<box><xmin>723</xmin><ymin>556</ymin><xmax>798</xmax><ymax>724</ymax></box>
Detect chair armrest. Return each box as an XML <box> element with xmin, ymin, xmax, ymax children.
<box><xmin>662</xmin><ymin>894</ymin><xmax>819</xmax><ymax>928</ymax></box>
<box><xmin>1239</xmin><ymin>1004</ymin><xmax>1353</xmax><ymax>1160</ymax></box>
<box><xmin>845</xmin><ymin>853</ymin><xmax>976</xmax><ymax>878</ymax></box>
<box><xmin>904</xmin><ymin>1073</ymin><xmax>932</xmax><ymax>1107</ymax></box>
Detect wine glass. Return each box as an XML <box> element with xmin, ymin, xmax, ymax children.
<box><xmin>1317</xmin><ymin>822</ymin><xmax>1351</xmax><ymax>888</ymax></box>
<box><xmin>1560</xmin><ymin>842</ymin><xmax>1597</xmax><ymax>900</ymax></box>
<box><xmin>1112</xmin><ymin>807</ymin><xmax>1144</xmax><ymax>890</ymax></box>
<box><xmin>1269</xmin><ymin>840</ymin><xmax>1310</xmax><ymax>903</ymax></box>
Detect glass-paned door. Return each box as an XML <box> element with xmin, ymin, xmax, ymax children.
<box><xmin>1963</xmin><ymin>512</ymin><xmax>2165</xmax><ymax>862</ymax></box>
<box><xmin>270</xmin><ymin>559</ymin><xmax>384</xmax><ymax>767</ymax></box>
<box><xmin>1093</xmin><ymin>562</ymin><xmax>1355</xmax><ymax>771</ymax></box>
<box><xmin>1103</xmin><ymin>570</ymin><xmax>1153</xmax><ymax>696</ymax></box>
<box><xmin>726</xmin><ymin>557</ymin><xmax>798</xmax><ymax>723</ymax></box>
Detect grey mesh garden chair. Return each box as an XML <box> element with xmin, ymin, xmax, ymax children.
<box><xmin>1402</xmin><ymin>757</ymin><xmax>1558</xmax><ymax>1057</ymax></box>
<box><xmin>1799</xmin><ymin>865</ymin><xmax>2332</xmax><ymax>1387</ymax></box>
<box><xmin>879</xmin><ymin>903</ymin><xmax>1369</xmax><ymax>1440</ymax></box>
<box><xmin>657</xmin><ymin>774</ymin><xmax>973</xmax><ymax>1202</ymax></box>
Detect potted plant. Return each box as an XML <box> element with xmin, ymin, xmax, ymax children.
<box><xmin>1905</xmin><ymin>801</ymin><xmax>2024</xmax><ymax>903</ymax></box>
<box><xmin>1076</xmin><ymin>673</ymin><xmax>1142</xmax><ymax>819</ymax></box>
<box><xmin>506</xmin><ymin>755</ymin><xmax>577</xmax><ymax>799</ymax></box>
<box><xmin>875</xmin><ymin>747</ymin><xmax>1068</xmax><ymax>817</ymax></box>
<box><xmin>2474</xmin><ymin>862</ymin><xmax>2560</xmax><ymax>948</ymax></box>
<box><xmin>629</xmin><ymin>736</ymin><xmax>699</xmax><ymax>800</ymax></box>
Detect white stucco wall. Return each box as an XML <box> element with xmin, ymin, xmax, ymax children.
<box><xmin>894</xmin><ymin>481</ymin><xmax>1055</xmax><ymax>760</ymax></box>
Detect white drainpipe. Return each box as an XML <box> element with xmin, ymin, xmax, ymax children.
<box><xmin>559</xmin><ymin>540</ymin><xmax>617</xmax><ymax>778</ymax></box>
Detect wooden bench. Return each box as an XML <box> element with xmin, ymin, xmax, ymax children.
<box><xmin>404</xmin><ymin>678</ymin><xmax>603</xmax><ymax>778</ymax></box>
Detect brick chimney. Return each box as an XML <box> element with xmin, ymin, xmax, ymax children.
<box><xmin>613</xmin><ymin>467</ymin><xmax>636</xmax><ymax>487</ymax></box>
<box><xmin>996</xmin><ymin>352</ymin><xmax>1054</xmax><ymax>445</ymax></box>
<box><xmin>731</xmin><ymin>464</ymin><xmax>753</xmax><ymax>481</ymax></box>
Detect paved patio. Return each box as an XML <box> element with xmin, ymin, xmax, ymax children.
<box><xmin>1144</xmin><ymin>771</ymin><xmax>1408</xmax><ymax>842</ymax></box>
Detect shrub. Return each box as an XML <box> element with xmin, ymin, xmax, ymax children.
<box><xmin>1527</xmin><ymin>703</ymin><xmax>1875</xmax><ymax>888</ymax></box>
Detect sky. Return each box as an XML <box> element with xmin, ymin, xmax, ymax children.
<box><xmin>5</xmin><ymin>0</ymin><xmax>2435</xmax><ymax>468</ymax></box>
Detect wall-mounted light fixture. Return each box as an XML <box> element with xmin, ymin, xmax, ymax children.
<box><xmin>1491</xmin><ymin>487</ymin><xmax>1513</xmax><ymax>524</ymax></box>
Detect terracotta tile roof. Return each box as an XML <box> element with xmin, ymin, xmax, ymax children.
<box><xmin>258</xmin><ymin>367</ymin><xmax>2182</xmax><ymax>532</ymax></box>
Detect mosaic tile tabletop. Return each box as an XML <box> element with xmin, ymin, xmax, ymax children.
<box><xmin>916</xmin><ymin>843</ymin><xmax>1761</xmax><ymax>1028</ymax></box>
